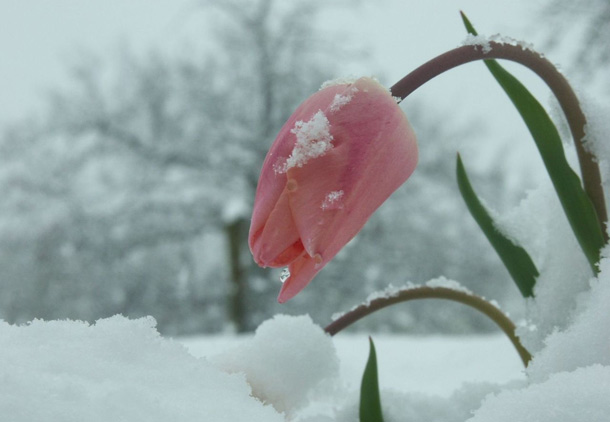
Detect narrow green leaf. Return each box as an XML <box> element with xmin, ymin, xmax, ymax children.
<box><xmin>457</xmin><ymin>154</ymin><xmax>538</xmax><ymax>297</ymax></box>
<box><xmin>360</xmin><ymin>337</ymin><xmax>384</xmax><ymax>422</ymax></box>
<box><xmin>460</xmin><ymin>12</ymin><xmax>605</xmax><ymax>274</ymax></box>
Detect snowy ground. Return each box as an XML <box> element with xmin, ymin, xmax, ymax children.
<box><xmin>179</xmin><ymin>332</ymin><xmax>525</xmax><ymax>398</ymax></box>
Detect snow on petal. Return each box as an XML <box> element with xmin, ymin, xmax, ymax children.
<box><xmin>282</xmin><ymin>110</ymin><xmax>334</xmax><ymax>172</ymax></box>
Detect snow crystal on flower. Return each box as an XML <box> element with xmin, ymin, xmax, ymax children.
<box><xmin>321</xmin><ymin>190</ymin><xmax>344</xmax><ymax>210</ymax></box>
<box><xmin>330</xmin><ymin>311</ymin><xmax>346</xmax><ymax>321</ymax></box>
<box><xmin>461</xmin><ymin>33</ymin><xmax>538</xmax><ymax>55</ymax></box>
<box><xmin>277</xmin><ymin>110</ymin><xmax>333</xmax><ymax>173</ymax></box>
<box><xmin>364</xmin><ymin>283</ymin><xmax>408</xmax><ymax>304</ymax></box>
<box><xmin>461</xmin><ymin>34</ymin><xmax>492</xmax><ymax>53</ymax></box>
<box><xmin>272</xmin><ymin>157</ymin><xmax>288</xmax><ymax>174</ymax></box>
<box><xmin>320</xmin><ymin>76</ymin><xmax>358</xmax><ymax>89</ymax></box>
<box><xmin>331</xmin><ymin>278</ymin><xmax>479</xmax><ymax>323</ymax></box>
<box><xmin>330</xmin><ymin>87</ymin><xmax>359</xmax><ymax>112</ymax></box>
<box><xmin>487</xmin><ymin>33</ymin><xmax>536</xmax><ymax>51</ymax></box>
<box><xmin>425</xmin><ymin>277</ymin><xmax>473</xmax><ymax>294</ymax></box>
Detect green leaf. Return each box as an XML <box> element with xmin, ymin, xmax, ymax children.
<box><xmin>457</xmin><ymin>154</ymin><xmax>539</xmax><ymax>297</ymax></box>
<box><xmin>360</xmin><ymin>337</ymin><xmax>384</xmax><ymax>422</ymax></box>
<box><xmin>460</xmin><ymin>12</ymin><xmax>605</xmax><ymax>274</ymax></box>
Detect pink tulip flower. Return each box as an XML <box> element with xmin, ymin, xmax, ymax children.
<box><xmin>249</xmin><ymin>77</ymin><xmax>418</xmax><ymax>303</ymax></box>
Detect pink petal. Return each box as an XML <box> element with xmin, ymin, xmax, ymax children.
<box><xmin>251</xmin><ymin>187</ymin><xmax>304</xmax><ymax>268</ymax></box>
<box><xmin>277</xmin><ymin>254</ymin><xmax>322</xmax><ymax>303</ymax></box>
<box><xmin>250</xmin><ymin>77</ymin><xmax>418</xmax><ymax>302</ymax></box>
<box><xmin>288</xmin><ymin>77</ymin><xmax>417</xmax><ymax>275</ymax></box>
<box><xmin>248</xmin><ymin>84</ymin><xmax>347</xmax><ymax>253</ymax></box>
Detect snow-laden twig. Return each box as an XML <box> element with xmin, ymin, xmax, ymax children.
<box><xmin>390</xmin><ymin>41</ymin><xmax>607</xmax><ymax>240</ymax></box>
<box><xmin>325</xmin><ymin>283</ymin><xmax>532</xmax><ymax>367</ymax></box>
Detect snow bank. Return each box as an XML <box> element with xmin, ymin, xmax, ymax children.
<box><xmin>496</xmin><ymin>178</ymin><xmax>593</xmax><ymax>353</ymax></box>
<box><xmin>212</xmin><ymin>314</ymin><xmax>339</xmax><ymax>415</ymax></box>
<box><xmin>526</xmin><ymin>249</ymin><xmax>610</xmax><ymax>381</ymax></box>
<box><xmin>0</xmin><ymin>316</ymin><xmax>282</xmax><ymax>422</ymax></box>
<box><xmin>468</xmin><ymin>365</ymin><xmax>610</xmax><ymax>422</ymax></box>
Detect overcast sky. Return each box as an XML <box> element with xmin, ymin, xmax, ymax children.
<box><xmin>1</xmin><ymin>0</ymin><xmax>583</xmax><ymax>181</ymax></box>
<box><xmin>0</xmin><ymin>1</ymin><xmax>550</xmax><ymax>124</ymax></box>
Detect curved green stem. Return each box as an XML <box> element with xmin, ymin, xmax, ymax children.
<box><xmin>325</xmin><ymin>285</ymin><xmax>532</xmax><ymax>367</ymax></box>
<box><xmin>391</xmin><ymin>42</ymin><xmax>607</xmax><ymax>241</ymax></box>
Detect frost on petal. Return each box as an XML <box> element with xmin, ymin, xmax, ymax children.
<box><xmin>329</xmin><ymin>87</ymin><xmax>359</xmax><ymax>113</ymax></box>
<box><xmin>321</xmin><ymin>190</ymin><xmax>344</xmax><ymax>210</ymax></box>
<box><xmin>279</xmin><ymin>110</ymin><xmax>333</xmax><ymax>172</ymax></box>
<box><xmin>320</xmin><ymin>76</ymin><xmax>358</xmax><ymax>89</ymax></box>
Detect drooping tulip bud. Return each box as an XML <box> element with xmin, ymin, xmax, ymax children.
<box><xmin>249</xmin><ymin>77</ymin><xmax>418</xmax><ymax>303</ymax></box>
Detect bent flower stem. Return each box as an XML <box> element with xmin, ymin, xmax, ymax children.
<box><xmin>391</xmin><ymin>41</ymin><xmax>607</xmax><ymax>240</ymax></box>
<box><xmin>325</xmin><ymin>285</ymin><xmax>532</xmax><ymax>367</ymax></box>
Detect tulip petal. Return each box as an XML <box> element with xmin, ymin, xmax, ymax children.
<box><xmin>251</xmin><ymin>187</ymin><xmax>305</xmax><ymax>267</ymax></box>
<box><xmin>249</xmin><ymin>84</ymin><xmax>348</xmax><ymax>252</ymax></box>
<box><xmin>250</xmin><ymin>76</ymin><xmax>418</xmax><ymax>302</ymax></box>
<box><xmin>288</xmin><ymin>77</ymin><xmax>417</xmax><ymax>273</ymax></box>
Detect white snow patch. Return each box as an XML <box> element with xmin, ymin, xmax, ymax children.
<box><xmin>0</xmin><ymin>316</ymin><xmax>283</xmax><ymax>422</ymax></box>
<box><xmin>461</xmin><ymin>33</ymin><xmax>536</xmax><ymax>54</ymax></box>
<box><xmin>525</xmin><ymin>252</ymin><xmax>610</xmax><ymax>382</ymax></box>
<box><xmin>425</xmin><ymin>276</ymin><xmax>473</xmax><ymax>294</ymax></box>
<box><xmin>211</xmin><ymin>314</ymin><xmax>339</xmax><ymax>416</ymax></box>
<box><xmin>468</xmin><ymin>365</ymin><xmax>610</xmax><ymax>422</ymax></box>
<box><xmin>332</xmin><ymin>277</ymin><xmax>475</xmax><ymax>321</ymax></box>
<box><xmin>330</xmin><ymin>87</ymin><xmax>358</xmax><ymax>112</ymax></box>
<box><xmin>276</xmin><ymin>110</ymin><xmax>333</xmax><ymax>173</ymax></box>
<box><xmin>321</xmin><ymin>190</ymin><xmax>344</xmax><ymax>210</ymax></box>
<box><xmin>496</xmin><ymin>179</ymin><xmax>592</xmax><ymax>353</ymax></box>
<box><xmin>320</xmin><ymin>76</ymin><xmax>358</xmax><ymax>89</ymax></box>
<box><xmin>580</xmin><ymin>97</ymin><xmax>610</xmax><ymax>188</ymax></box>
<box><xmin>462</xmin><ymin>34</ymin><xmax>492</xmax><ymax>53</ymax></box>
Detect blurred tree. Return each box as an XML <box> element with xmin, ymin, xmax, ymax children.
<box><xmin>0</xmin><ymin>0</ymin><xmax>339</xmax><ymax>333</ymax></box>
<box><xmin>541</xmin><ymin>0</ymin><xmax>610</xmax><ymax>91</ymax></box>
<box><xmin>0</xmin><ymin>0</ymin><xmax>519</xmax><ymax>335</ymax></box>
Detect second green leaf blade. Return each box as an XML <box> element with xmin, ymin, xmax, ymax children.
<box><xmin>457</xmin><ymin>154</ymin><xmax>539</xmax><ymax>297</ymax></box>
<box><xmin>360</xmin><ymin>337</ymin><xmax>385</xmax><ymax>422</ymax></box>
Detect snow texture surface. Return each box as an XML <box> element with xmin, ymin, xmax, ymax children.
<box><xmin>0</xmin><ymin>316</ymin><xmax>283</xmax><ymax>422</ymax></box>
<box><xmin>320</xmin><ymin>77</ymin><xmax>358</xmax><ymax>89</ymax></box>
<box><xmin>321</xmin><ymin>190</ymin><xmax>345</xmax><ymax>210</ymax></box>
<box><xmin>460</xmin><ymin>33</ymin><xmax>536</xmax><ymax>54</ymax></box>
<box><xmin>330</xmin><ymin>87</ymin><xmax>358</xmax><ymax>112</ymax></box>
<box><xmin>211</xmin><ymin>314</ymin><xmax>339</xmax><ymax>415</ymax></box>
<box><xmin>277</xmin><ymin>110</ymin><xmax>334</xmax><ymax>173</ymax></box>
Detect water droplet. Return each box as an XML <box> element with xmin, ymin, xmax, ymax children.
<box><xmin>279</xmin><ymin>268</ymin><xmax>290</xmax><ymax>283</ymax></box>
<box><xmin>313</xmin><ymin>253</ymin><xmax>323</xmax><ymax>265</ymax></box>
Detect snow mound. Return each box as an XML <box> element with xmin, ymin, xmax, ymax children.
<box><xmin>468</xmin><ymin>365</ymin><xmax>610</xmax><ymax>422</ymax></box>
<box><xmin>526</xmin><ymin>249</ymin><xmax>610</xmax><ymax>382</ymax></box>
<box><xmin>496</xmin><ymin>178</ymin><xmax>593</xmax><ymax>352</ymax></box>
<box><xmin>0</xmin><ymin>315</ymin><xmax>282</xmax><ymax>422</ymax></box>
<box><xmin>212</xmin><ymin>314</ymin><xmax>340</xmax><ymax>415</ymax></box>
